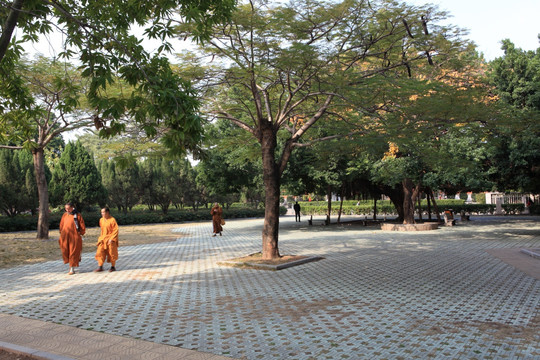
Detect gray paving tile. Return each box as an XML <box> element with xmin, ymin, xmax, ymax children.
<box><xmin>0</xmin><ymin>216</ymin><xmax>539</xmax><ymax>359</ymax></box>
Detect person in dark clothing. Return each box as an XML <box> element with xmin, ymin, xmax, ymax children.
<box><xmin>294</xmin><ymin>201</ymin><xmax>301</xmax><ymax>222</ymax></box>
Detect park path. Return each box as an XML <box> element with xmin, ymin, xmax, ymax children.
<box><xmin>0</xmin><ymin>215</ymin><xmax>539</xmax><ymax>359</ymax></box>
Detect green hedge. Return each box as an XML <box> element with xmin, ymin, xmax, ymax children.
<box><xmin>301</xmin><ymin>203</ymin><xmax>397</xmax><ymax>216</ymax></box>
<box><xmin>501</xmin><ymin>203</ymin><xmax>525</xmax><ymax>214</ymax></box>
<box><xmin>296</xmin><ymin>200</ymin><xmax>526</xmax><ymax>216</ymax></box>
<box><xmin>299</xmin><ymin>199</ymin><xmax>540</xmax><ymax>216</ymax></box>
<box><xmin>300</xmin><ymin>200</ymin><xmax>468</xmax><ymax>215</ymax></box>
<box><xmin>0</xmin><ymin>206</ymin><xmax>285</xmax><ymax>233</ymax></box>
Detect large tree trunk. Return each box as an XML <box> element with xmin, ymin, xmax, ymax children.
<box><xmin>32</xmin><ymin>148</ymin><xmax>50</xmax><ymax>240</ymax></box>
<box><xmin>384</xmin><ymin>185</ymin><xmax>404</xmax><ymax>223</ymax></box>
<box><xmin>260</xmin><ymin>125</ymin><xmax>281</xmax><ymax>260</ymax></box>
<box><xmin>402</xmin><ymin>178</ymin><xmax>416</xmax><ymax>224</ymax></box>
<box><xmin>402</xmin><ymin>179</ymin><xmax>421</xmax><ymax>224</ymax></box>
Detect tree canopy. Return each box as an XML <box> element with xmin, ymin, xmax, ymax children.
<box><xmin>487</xmin><ymin>40</ymin><xmax>540</xmax><ymax>193</ymax></box>
<box><xmin>49</xmin><ymin>140</ymin><xmax>106</xmax><ymax>210</ymax></box>
<box><xmin>1</xmin><ymin>0</ymin><xmax>237</xmax><ymax>155</ymax></box>
<box><xmin>176</xmin><ymin>0</ymin><xmax>472</xmax><ymax>257</ymax></box>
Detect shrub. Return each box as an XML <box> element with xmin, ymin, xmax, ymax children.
<box><xmin>298</xmin><ymin>199</ymin><xmax>497</xmax><ymax>216</ymax></box>
<box><xmin>474</xmin><ymin>193</ymin><xmax>486</xmax><ymax>204</ymax></box>
<box><xmin>0</xmin><ymin>205</ymin><xmax>280</xmax><ymax>233</ymax></box>
<box><xmin>502</xmin><ymin>203</ymin><xmax>525</xmax><ymax>214</ymax></box>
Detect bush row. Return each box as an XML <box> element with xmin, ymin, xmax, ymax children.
<box><xmin>297</xmin><ymin>199</ymin><xmax>466</xmax><ymax>207</ymax></box>
<box><xmin>1</xmin><ymin>203</ymin><xmax>535</xmax><ymax>233</ymax></box>
<box><xmin>301</xmin><ymin>204</ymin><xmax>397</xmax><ymax>216</ymax></box>
<box><xmin>300</xmin><ymin>202</ymin><xmax>534</xmax><ymax>216</ymax></box>
<box><xmin>0</xmin><ymin>207</ymin><xmax>283</xmax><ymax>233</ymax></box>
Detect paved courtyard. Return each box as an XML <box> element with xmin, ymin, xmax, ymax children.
<box><xmin>0</xmin><ymin>215</ymin><xmax>539</xmax><ymax>359</ymax></box>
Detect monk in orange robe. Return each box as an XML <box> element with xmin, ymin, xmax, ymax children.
<box><xmin>59</xmin><ymin>202</ymin><xmax>86</xmax><ymax>275</ymax></box>
<box><xmin>94</xmin><ymin>207</ymin><xmax>119</xmax><ymax>272</ymax></box>
<box><xmin>211</xmin><ymin>202</ymin><xmax>223</xmax><ymax>236</ymax></box>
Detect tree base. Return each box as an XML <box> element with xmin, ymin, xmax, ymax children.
<box><xmin>218</xmin><ymin>252</ymin><xmax>324</xmax><ymax>270</ymax></box>
<box><xmin>381</xmin><ymin>223</ymin><xmax>439</xmax><ymax>231</ymax></box>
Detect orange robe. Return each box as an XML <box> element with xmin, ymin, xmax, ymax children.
<box><xmin>211</xmin><ymin>206</ymin><xmax>223</xmax><ymax>233</ymax></box>
<box><xmin>59</xmin><ymin>212</ymin><xmax>86</xmax><ymax>267</ymax></box>
<box><xmin>95</xmin><ymin>216</ymin><xmax>119</xmax><ymax>266</ymax></box>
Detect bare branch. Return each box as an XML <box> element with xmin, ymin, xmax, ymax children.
<box><xmin>278</xmin><ymin>91</ymin><xmax>342</xmax><ymax>129</ymax></box>
<box><xmin>402</xmin><ymin>19</ymin><xmax>414</xmax><ymax>38</ymax></box>
<box><xmin>291</xmin><ymin>94</ymin><xmax>334</xmax><ymax>141</ymax></box>
<box><xmin>256</xmin><ymin>84</ymin><xmax>274</xmax><ymax>124</ymax></box>
<box><xmin>277</xmin><ymin>71</ymin><xmax>319</xmax><ymax>126</ymax></box>
<box><xmin>421</xmin><ymin>15</ymin><xmax>434</xmax><ymax>66</ymax></box>
<box><xmin>214</xmin><ymin>109</ymin><xmax>257</xmax><ymax>137</ymax></box>
<box><xmin>0</xmin><ymin>144</ymin><xmax>23</xmax><ymax>150</ymax></box>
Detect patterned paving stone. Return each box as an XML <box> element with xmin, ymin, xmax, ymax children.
<box><xmin>0</xmin><ymin>216</ymin><xmax>539</xmax><ymax>359</ymax></box>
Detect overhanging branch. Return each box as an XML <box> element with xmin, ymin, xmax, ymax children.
<box><xmin>292</xmin><ymin>132</ymin><xmax>356</xmax><ymax>148</ymax></box>
<box><xmin>214</xmin><ymin>109</ymin><xmax>256</xmax><ymax>136</ymax></box>
<box><xmin>0</xmin><ymin>0</ymin><xmax>25</xmax><ymax>62</ymax></box>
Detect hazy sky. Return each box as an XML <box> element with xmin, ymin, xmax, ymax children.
<box><xmin>406</xmin><ymin>0</ymin><xmax>540</xmax><ymax>60</ymax></box>
<box><xmin>26</xmin><ymin>1</ymin><xmax>539</xmax><ymax>62</ymax></box>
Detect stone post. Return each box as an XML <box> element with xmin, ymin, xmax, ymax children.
<box><xmin>495</xmin><ymin>197</ymin><xmax>503</xmax><ymax>215</ymax></box>
<box><xmin>523</xmin><ymin>196</ymin><xmax>530</xmax><ymax>215</ymax></box>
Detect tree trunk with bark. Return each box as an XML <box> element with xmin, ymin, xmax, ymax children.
<box><xmin>260</xmin><ymin>124</ymin><xmax>280</xmax><ymax>260</ymax></box>
<box><xmin>429</xmin><ymin>190</ymin><xmax>442</xmax><ymax>222</ymax></box>
<box><xmin>402</xmin><ymin>178</ymin><xmax>421</xmax><ymax>224</ymax></box>
<box><xmin>417</xmin><ymin>193</ymin><xmax>423</xmax><ymax>221</ymax></box>
<box><xmin>426</xmin><ymin>190</ymin><xmax>432</xmax><ymax>220</ymax></box>
<box><xmin>337</xmin><ymin>184</ymin><xmax>345</xmax><ymax>224</ymax></box>
<box><xmin>326</xmin><ymin>185</ymin><xmax>332</xmax><ymax>225</ymax></box>
<box><xmin>384</xmin><ymin>185</ymin><xmax>405</xmax><ymax>223</ymax></box>
<box><xmin>32</xmin><ymin>147</ymin><xmax>50</xmax><ymax>240</ymax></box>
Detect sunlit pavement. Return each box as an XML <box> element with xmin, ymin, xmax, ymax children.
<box><xmin>1</xmin><ymin>215</ymin><xmax>539</xmax><ymax>359</ymax></box>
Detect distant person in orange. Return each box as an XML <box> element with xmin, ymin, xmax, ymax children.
<box><xmin>210</xmin><ymin>202</ymin><xmax>223</xmax><ymax>236</ymax></box>
<box><xmin>94</xmin><ymin>207</ymin><xmax>119</xmax><ymax>272</ymax></box>
<box><xmin>59</xmin><ymin>202</ymin><xmax>86</xmax><ymax>275</ymax></box>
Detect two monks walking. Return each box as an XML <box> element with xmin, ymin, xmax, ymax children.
<box><xmin>59</xmin><ymin>202</ymin><xmax>119</xmax><ymax>275</ymax></box>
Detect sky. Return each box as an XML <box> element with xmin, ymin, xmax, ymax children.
<box><xmin>26</xmin><ymin>1</ymin><xmax>540</xmax><ymax>62</ymax></box>
<box><xmin>406</xmin><ymin>0</ymin><xmax>540</xmax><ymax>60</ymax></box>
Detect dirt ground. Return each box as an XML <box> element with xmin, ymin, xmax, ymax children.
<box><xmin>0</xmin><ymin>222</ymin><xmax>304</xmax><ymax>269</ymax></box>
<box><xmin>0</xmin><ymin>223</ymin><xmax>186</xmax><ymax>269</ymax></box>
<box><xmin>0</xmin><ymin>349</ymin><xmax>36</xmax><ymax>360</ymax></box>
